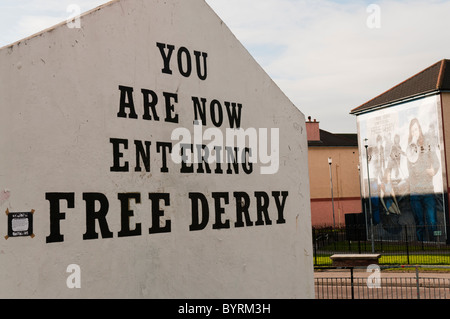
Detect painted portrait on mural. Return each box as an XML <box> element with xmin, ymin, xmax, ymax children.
<box><xmin>357</xmin><ymin>94</ymin><xmax>447</xmax><ymax>242</ymax></box>
<box><xmin>406</xmin><ymin>118</ymin><xmax>440</xmax><ymax>241</ymax></box>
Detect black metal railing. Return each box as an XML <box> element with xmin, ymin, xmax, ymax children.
<box><xmin>315</xmin><ymin>266</ymin><xmax>450</xmax><ymax>299</ymax></box>
<box><xmin>313</xmin><ymin>224</ymin><xmax>450</xmax><ymax>266</ymax></box>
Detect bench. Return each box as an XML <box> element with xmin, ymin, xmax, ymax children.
<box><xmin>330</xmin><ymin>254</ymin><xmax>381</xmax><ymax>267</ymax></box>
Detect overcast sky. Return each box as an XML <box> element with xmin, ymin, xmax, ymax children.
<box><xmin>2</xmin><ymin>0</ymin><xmax>450</xmax><ymax>133</ymax></box>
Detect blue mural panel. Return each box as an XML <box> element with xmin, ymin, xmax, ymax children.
<box><xmin>357</xmin><ymin>94</ymin><xmax>448</xmax><ymax>242</ymax></box>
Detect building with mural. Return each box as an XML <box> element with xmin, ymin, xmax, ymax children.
<box><xmin>351</xmin><ymin>59</ymin><xmax>450</xmax><ymax>243</ymax></box>
<box><xmin>306</xmin><ymin>117</ymin><xmax>361</xmax><ymax>227</ymax></box>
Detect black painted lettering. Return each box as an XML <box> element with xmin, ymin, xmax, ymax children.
<box><xmin>234</xmin><ymin>192</ymin><xmax>253</xmax><ymax>228</ymax></box>
<box><xmin>83</xmin><ymin>193</ymin><xmax>113</xmax><ymax>240</ymax></box>
<box><xmin>210</xmin><ymin>99</ymin><xmax>223</xmax><ymax>127</ymax></box>
<box><xmin>117</xmin><ymin>85</ymin><xmax>138</xmax><ymax>119</ymax></box>
<box><xmin>272</xmin><ymin>191</ymin><xmax>288</xmax><ymax>224</ymax></box>
<box><xmin>148</xmin><ymin>193</ymin><xmax>171</xmax><ymax>234</ymax></box>
<box><xmin>226</xmin><ymin>146</ymin><xmax>239</xmax><ymax>174</ymax></box>
<box><xmin>163</xmin><ymin>92</ymin><xmax>179</xmax><ymax>123</ymax></box>
<box><xmin>157</xmin><ymin>43</ymin><xmax>207</xmax><ymax>80</ymax></box>
<box><xmin>212</xmin><ymin>192</ymin><xmax>230</xmax><ymax>229</ymax></box>
<box><xmin>192</xmin><ymin>96</ymin><xmax>207</xmax><ymax>125</ymax></box>
<box><xmin>224</xmin><ymin>102</ymin><xmax>242</xmax><ymax>128</ymax></box>
<box><xmin>118</xmin><ymin>193</ymin><xmax>142</xmax><ymax>237</ymax></box>
<box><xmin>157</xmin><ymin>42</ymin><xmax>175</xmax><ymax>75</ymax></box>
<box><xmin>177</xmin><ymin>46</ymin><xmax>192</xmax><ymax>77</ymax></box>
<box><xmin>193</xmin><ymin>50</ymin><xmax>208</xmax><ymax>80</ymax></box>
<box><xmin>242</xmin><ymin>147</ymin><xmax>253</xmax><ymax>174</ymax></box>
<box><xmin>255</xmin><ymin>191</ymin><xmax>272</xmax><ymax>226</ymax></box>
<box><xmin>180</xmin><ymin>143</ymin><xmax>194</xmax><ymax>173</ymax></box>
<box><xmin>195</xmin><ymin>144</ymin><xmax>211</xmax><ymax>174</ymax></box>
<box><xmin>189</xmin><ymin>192</ymin><xmax>209</xmax><ymax>231</ymax></box>
<box><xmin>110</xmin><ymin>138</ymin><xmax>129</xmax><ymax>172</ymax></box>
<box><xmin>46</xmin><ymin>192</ymin><xmax>75</xmax><ymax>243</ymax></box>
<box><xmin>141</xmin><ymin>89</ymin><xmax>160</xmax><ymax>121</ymax></box>
<box><xmin>134</xmin><ymin>140</ymin><xmax>151</xmax><ymax>172</ymax></box>
<box><xmin>156</xmin><ymin>141</ymin><xmax>172</xmax><ymax>173</ymax></box>
<box><xmin>213</xmin><ymin>145</ymin><xmax>223</xmax><ymax>174</ymax></box>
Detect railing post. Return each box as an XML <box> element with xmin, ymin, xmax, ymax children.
<box><xmin>350</xmin><ymin>267</ymin><xmax>355</xmax><ymax>300</ymax></box>
<box><xmin>333</xmin><ymin>227</ymin><xmax>337</xmax><ymax>251</ymax></box>
<box><xmin>405</xmin><ymin>225</ymin><xmax>410</xmax><ymax>265</ymax></box>
<box><xmin>421</xmin><ymin>234</ymin><xmax>424</xmax><ymax>251</ymax></box>
<box><xmin>415</xmin><ymin>265</ymin><xmax>420</xmax><ymax>299</ymax></box>
<box><xmin>357</xmin><ymin>226</ymin><xmax>361</xmax><ymax>254</ymax></box>
<box><xmin>348</xmin><ymin>227</ymin><xmax>352</xmax><ymax>252</ymax></box>
<box><xmin>313</xmin><ymin>228</ymin><xmax>317</xmax><ymax>266</ymax></box>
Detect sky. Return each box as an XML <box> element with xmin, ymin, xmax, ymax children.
<box><xmin>1</xmin><ymin>0</ymin><xmax>450</xmax><ymax>133</ymax></box>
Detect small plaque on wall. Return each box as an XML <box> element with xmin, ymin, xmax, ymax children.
<box><xmin>5</xmin><ymin>209</ymin><xmax>35</xmax><ymax>239</ymax></box>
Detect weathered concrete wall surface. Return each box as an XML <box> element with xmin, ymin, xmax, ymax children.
<box><xmin>0</xmin><ymin>0</ymin><xmax>313</xmax><ymax>298</ymax></box>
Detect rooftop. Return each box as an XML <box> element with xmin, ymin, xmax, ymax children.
<box><xmin>351</xmin><ymin>59</ymin><xmax>450</xmax><ymax>115</ymax></box>
<box><xmin>308</xmin><ymin>129</ymin><xmax>358</xmax><ymax>147</ymax></box>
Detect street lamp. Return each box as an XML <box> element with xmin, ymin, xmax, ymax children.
<box><xmin>364</xmin><ymin>139</ymin><xmax>375</xmax><ymax>253</ymax></box>
<box><xmin>328</xmin><ymin>157</ymin><xmax>336</xmax><ymax>229</ymax></box>
<box><xmin>358</xmin><ymin>164</ymin><xmax>369</xmax><ymax>241</ymax></box>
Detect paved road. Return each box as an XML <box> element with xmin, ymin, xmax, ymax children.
<box><xmin>314</xmin><ymin>268</ymin><xmax>450</xmax><ymax>299</ymax></box>
<box><xmin>315</xmin><ymin>268</ymin><xmax>450</xmax><ymax>279</ymax></box>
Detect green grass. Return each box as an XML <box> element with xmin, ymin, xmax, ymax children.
<box><xmin>314</xmin><ymin>235</ymin><xmax>450</xmax><ymax>266</ymax></box>
<box><xmin>379</xmin><ymin>254</ymin><xmax>450</xmax><ymax>265</ymax></box>
<box><xmin>317</xmin><ymin>241</ymin><xmax>450</xmax><ymax>253</ymax></box>
<box><xmin>314</xmin><ymin>254</ymin><xmax>450</xmax><ymax>266</ymax></box>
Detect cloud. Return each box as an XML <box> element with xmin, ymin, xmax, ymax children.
<box><xmin>206</xmin><ymin>0</ymin><xmax>450</xmax><ymax>133</ymax></box>
<box><xmin>0</xmin><ymin>0</ymin><xmax>107</xmax><ymax>47</ymax></box>
<box><xmin>14</xmin><ymin>15</ymin><xmax>66</xmax><ymax>40</ymax></box>
<box><xmin>2</xmin><ymin>0</ymin><xmax>450</xmax><ymax>133</ymax></box>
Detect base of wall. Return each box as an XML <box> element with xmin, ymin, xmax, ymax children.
<box><xmin>310</xmin><ymin>198</ymin><xmax>361</xmax><ymax>227</ymax></box>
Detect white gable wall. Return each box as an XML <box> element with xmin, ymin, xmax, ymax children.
<box><xmin>0</xmin><ymin>0</ymin><xmax>313</xmax><ymax>298</ymax></box>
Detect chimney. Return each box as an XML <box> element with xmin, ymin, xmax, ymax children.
<box><xmin>306</xmin><ymin>116</ymin><xmax>320</xmax><ymax>141</ymax></box>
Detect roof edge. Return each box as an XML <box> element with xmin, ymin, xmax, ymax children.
<box><xmin>350</xmin><ymin>59</ymin><xmax>446</xmax><ymax>115</ymax></box>
<box><xmin>350</xmin><ymin>89</ymin><xmax>440</xmax><ymax>115</ymax></box>
<box><xmin>437</xmin><ymin>59</ymin><xmax>447</xmax><ymax>89</ymax></box>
